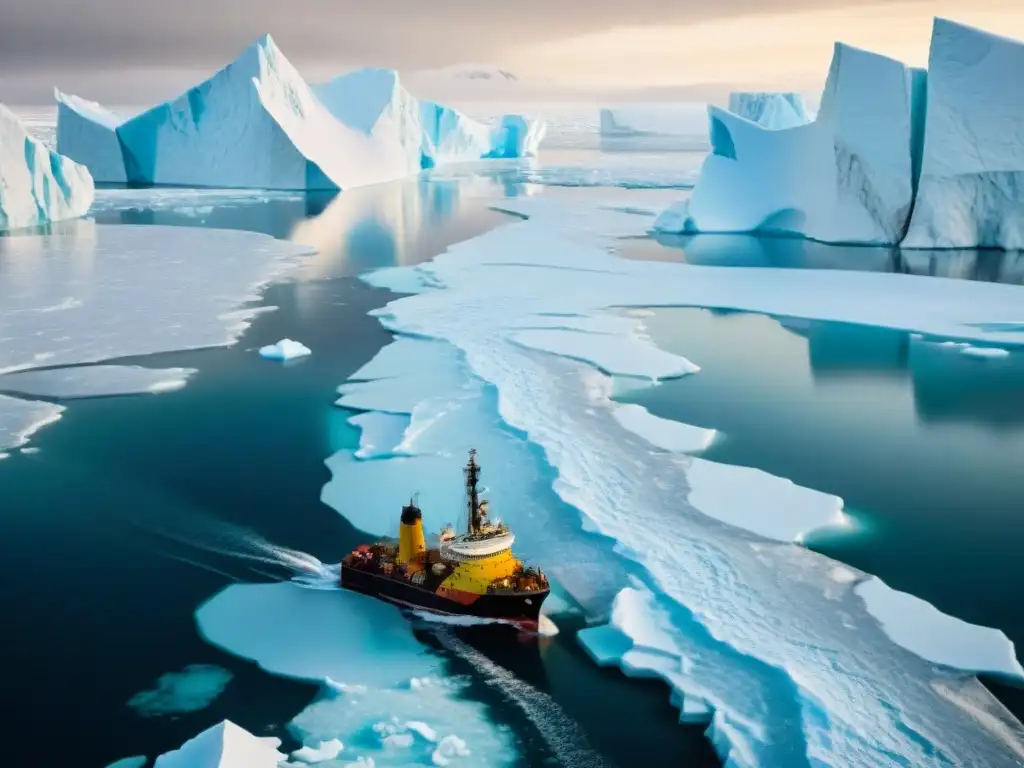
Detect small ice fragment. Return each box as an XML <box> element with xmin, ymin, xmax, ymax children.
<box><xmin>382</xmin><ymin>733</ymin><xmax>414</xmax><ymax>749</ymax></box>
<box><xmin>432</xmin><ymin>735</ymin><xmax>470</xmax><ymax>766</ymax></box>
<box><xmin>406</xmin><ymin>721</ymin><xmax>439</xmax><ymax>742</ymax></box>
<box><xmin>259</xmin><ymin>339</ymin><xmax>312</xmax><ymax>361</ymax></box>
<box><xmin>291</xmin><ymin>738</ymin><xmax>344</xmax><ymax>763</ymax></box>
<box><xmin>961</xmin><ymin>346</ymin><xmax>1010</xmax><ymax>360</ymax></box>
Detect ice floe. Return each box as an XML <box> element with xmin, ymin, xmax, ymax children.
<box><xmin>291</xmin><ymin>737</ymin><xmax>344</xmax><ymax>763</ymax></box>
<box><xmin>0</xmin><ymin>365</ymin><xmax>195</xmax><ymax>399</ymax></box>
<box><xmin>856</xmin><ymin>577</ymin><xmax>1024</xmax><ymax>682</ymax></box>
<box><xmin>1</xmin><ymin>102</ymin><xmax>94</xmax><ymax>231</ymax></box>
<box><xmin>0</xmin><ymin>395</ymin><xmax>64</xmax><ymax>452</ymax></box>
<box><xmin>258</xmin><ymin>339</ymin><xmax>312</xmax><ymax>361</ymax></box>
<box><xmin>611</xmin><ymin>403</ymin><xmax>716</xmax><ymax>454</ymax></box>
<box><xmin>344</xmin><ymin>194</ymin><xmax>1024</xmax><ymax>765</ymax></box>
<box><xmin>153</xmin><ymin>720</ymin><xmax>287</xmax><ymax>768</ymax></box>
<box><xmin>0</xmin><ymin>223</ymin><xmax>310</xmax><ymax>448</ymax></box>
<box><xmin>127</xmin><ymin>664</ymin><xmax>233</xmax><ymax>717</ymax></box>
<box><xmin>196</xmin><ymin>582</ymin><xmax>516</xmax><ymax>767</ymax></box>
<box><xmin>104</xmin><ymin>758</ymin><xmax>147</xmax><ymax>768</ymax></box>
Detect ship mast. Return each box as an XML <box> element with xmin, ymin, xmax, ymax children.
<box><xmin>464</xmin><ymin>449</ymin><xmax>481</xmax><ymax>535</ymax></box>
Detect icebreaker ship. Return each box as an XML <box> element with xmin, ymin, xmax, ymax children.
<box><xmin>0</xmin><ymin>103</ymin><xmax>94</xmax><ymax>231</ymax></box>
<box><xmin>656</xmin><ymin>43</ymin><xmax>926</xmax><ymax>244</ymax></box>
<box><xmin>903</xmin><ymin>19</ymin><xmax>1024</xmax><ymax>250</ymax></box>
<box><xmin>727</xmin><ymin>91</ymin><xmax>813</xmax><ymax>130</ymax></box>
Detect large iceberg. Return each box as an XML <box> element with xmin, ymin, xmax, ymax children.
<box><xmin>56</xmin><ymin>39</ymin><xmax>544</xmax><ymax>191</ymax></box>
<box><xmin>902</xmin><ymin>19</ymin><xmax>1024</xmax><ymax>250</ymax></box>
<box><xmin>1</xmin><ymin>103</ymin><xmax>94</xmax><ymax>231</ymax></box>
<box><xmin>727</xmin><ymin>92</ymin><xmax>813</xmax><ymax>130</ymax></box>
<box><xmin>656</xmin><ymin>43</ymin><xmax>925</xmax><ymax>244</ymax></box>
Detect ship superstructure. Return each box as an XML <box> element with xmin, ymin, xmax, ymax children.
<box><xmin>340</xmin><ymin>450</ymin><xmax>549</xmax><ymax>626</ymax></box>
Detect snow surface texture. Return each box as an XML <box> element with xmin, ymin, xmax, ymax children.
<box><xmin>55</xmin><ymin>39</ymin><xmax>544</xmax><ymax>191</ymax></box>
<box><xmin>350</xmin><ymin>196</ymin><xmax>1024</xmax><ymax>766</ymax></box>
<box><xmin>727</xmin><ymin>92</ymin><xmax>813</xmax><ymax>130</ymax></box>
<box><xmin>0</xmin><ymin>365</ymin><xmax>196</xmax><ymax>399</ymax></box>
<box><xmin>656</xmin><ymin>43</ymin><xmax>924</xmax><ymax>244</ymax></box>
<box><xmin>0</xmin><ymin>222</ymin><xmax>311</xmax><ymax>450</ymax></box>
<box><xmin>903</xmin><ymin>19</ymin><xmax>1024</xmax><ymax>250</ymax></box>
<box><xmin>258</xmin><ymin>339</ymin><xmax>311</xmax><ymax>361</ymax></box>
<box><xmin>153</xmin><ymin>720</ymin><xmax>287</xmax><ymax>768</ymax></box>
<box><xmin>0</xmin><ymin>103</ymin><xmax>94</xmax><ymax>231</ymax></box>
<box><xmin>196</xmin><ymin>582</ymin><xmax>516</xmax><ymax>767</ymax></box>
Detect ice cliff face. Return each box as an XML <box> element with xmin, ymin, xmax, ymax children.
<box><xmin>727</xmin><ymin>92</ymin><xmax>813</xmax><ymax>130</ymax></box>
<box><xmin>903</xmin><ymin>18</ymin><xmax>1024</xmax><ymax>250</ymax></box>
<box><xmin>56</xmin><ymin>37</ymin><xmax>544</xmax><ymax>191</ymax></box>
<box><xmin>0</xmin><ymin>103</ymin><xmax>94</xmax><ymax>231</ymax></box>
<box><xmin>656</xmin><ymin>43</ymin><xmax>924</xmax><ymax>245</ymax></box>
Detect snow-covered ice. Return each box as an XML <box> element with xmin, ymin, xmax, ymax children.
<box><xmin>1</xmin><ymin>103</ymin><xmax>94</xmax><ymax>231</ymax></box>
<box><xmin>345</xmin><ymin>194</ymin><xmax>1024</xmax><ymax>765</ymax></box>
<box><xmin>0</xmin><ymin>223</ymin><xmax>311</xmax><ymax>449</ymax></box>
<box><xmin>258</xmin><ymin>339</ymin><xmax>311</xmax><ymax>361</ymax></box>
<box><xmin>961</xmin><ymin>345</ymin><xmax>1011</xmax><ymax>360</ymax></box>
<box><xmin>153</xmin><ymin>720</ymin><xmax>287</xmax><ymax>768</ymax></box>
<box><xmin>0</xmin><ymin>365</ymin><xmax>195</xmax><ymax>399</ymax></box>
<box><xmin>856</xmin><ymin>577</ymin><xmax>1024</xmax><ymax>682</ymax></box>
<box><xmin>656</xmin><ymin>43</ymin><xmax>924</xmax><ymax>244</ymax></box>
<box><xmin>127</xmin><ymin>664</ymin><xmax>233</xmax><ymax>717</ymax></box>
<box><xmin>727</xmin><ymin>92</ymin><xmax>813</xmax><ymax>130</ymax></box>
<box><xmin>611</xmin><ymin>403</ymin><xmax>717</xmax><ymax>454</ymax></box>
<box><xmin>195</xmin><ymin>582</ymin><xmax>516</xmax><ymax>767</ymax></box>
<box><xmin>903</xmin><ymin>19</ymin><xmax>1024</xmax><ymax>250</ymax></box>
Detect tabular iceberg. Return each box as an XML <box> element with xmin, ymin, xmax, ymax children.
<box><xmin>0</xmin><ymin>103</ymin><xmax>94</xmax><ymax>231</ymax></box>
<box><xmin>903</xmin><ymin>19</ymin><xmax>1024</xmax><ymax>250</ymax></box>
<box><xmin>727</xmin><ymin>91</ymin><xmax>813</xmax><ymax>130</ymax></box>
<box><xmin>56</xmin><ymin>38</ymin><xmax>544</xmax><ymax>191</ymax></box>
<box><xmin>656</xmin><ymin>43</ymin><xmax>925</xmax><ymax>244</ymax></box>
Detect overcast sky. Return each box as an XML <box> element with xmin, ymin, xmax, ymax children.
<box><xmin>1</xmin><ymin>0</ymin><xmax>1023</xmax><ymax>104</ymax></box>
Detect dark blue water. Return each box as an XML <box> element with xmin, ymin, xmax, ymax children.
<box><xmin>0</xmin><ymin>178</ymin><xmax>716</xmax><ymax>767</ymax></box>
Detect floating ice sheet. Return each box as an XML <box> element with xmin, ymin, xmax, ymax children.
<box><xmin>127</xmin><ymin>664</ymin><xmax>233</xmax><ymax>717</ymax></box>
<box><xmin>0</xmin><ymin>394</ymin><xmax>64</xmax><ymax>452</ymax></box>
<box><xmin>0</xmin><ymin>365</ymin><xmax>195</xmax><ymax>399</ymax></box>
<box><xmin>346</xmin><ymin>194</ymin><xmax>1024</xmax><ymax>765</ymax></box>
<box><xmin>611</xmin><ymin>403</ymin><xmax>716</xmax><ymax>454</ymax></box>
<box><xmin>196</xmin><ymin>582</ymin><xmax>516</xmax><ymax>767</ymax></box>
<box><xmin>0</xmin><ymin>223</ymin><xmax>312</xmax><ymax>374</ymax></box>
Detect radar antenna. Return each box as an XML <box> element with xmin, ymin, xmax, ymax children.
<box><xmin>464</xmin><ymin>449</ymin><xmax>481</xmax><ymax>535</ymax></box>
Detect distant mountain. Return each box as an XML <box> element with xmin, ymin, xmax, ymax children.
<box><xmin>415</xmin><ymin>64</ymin><xmax>524</xmax><ymax>83</ymax></box>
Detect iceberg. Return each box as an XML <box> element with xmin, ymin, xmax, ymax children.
<box><xmin>153</xmin><ymin>720</ymin><xmax>287</xmax><ymax>768</ymax></box>
<box><xmin>54</xmin><ymin>91</ymin><xmax>127</xmax><ymax>184</ymax></box>
<box><xmin>56</xmin><ymin>40</ymin><xmax>544</xmax><ymax>191</ymax></box>
<box><xmin>727</xmin><ymin>91</ymin><xmax>813</xmax><ymax>130</ymax></box>
<box><xmin>352</xmin><ymin>195</ymin><xmax>1024</xmax><ymax>765</ymax></box>
<box><xmin>1</xmin><ymin>103</ymin><xmax>94</xmax><ymax>231</ymax></box>
<box><xmin>258</xmin><ymin>338</ymin><xmax>311</xmax><ymax>361</ymax></box>
<box><xmin>599</xmin><ymin>105</ymin><xmax>711</xmax><ymax>151</ymax></box>
<box><xmin>902</xmin><ymin>19</ymin><xmax>1024</xmax><ymax>250</ymax></box>
<box><xmin>656</xmin><ymin>43</ymin><xmax>925</xmax><ymax>244</ymax></box>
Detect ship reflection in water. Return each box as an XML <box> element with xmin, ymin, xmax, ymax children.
<box><xmin>341</xmin><ymin>450</ymin><xmax>550</xmax><ymax>629</ymax></box>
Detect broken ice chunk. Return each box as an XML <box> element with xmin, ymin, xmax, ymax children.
<box><xmin>259</xmin><ymin>339</ymin><xmax>312</xmax><ymax>361</ymax></box>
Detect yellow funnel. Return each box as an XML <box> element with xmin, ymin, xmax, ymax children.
<box><xmin>397</xmin><ymin>499</ymin><xmax>426</xmax><ymax>565</ymax></box>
